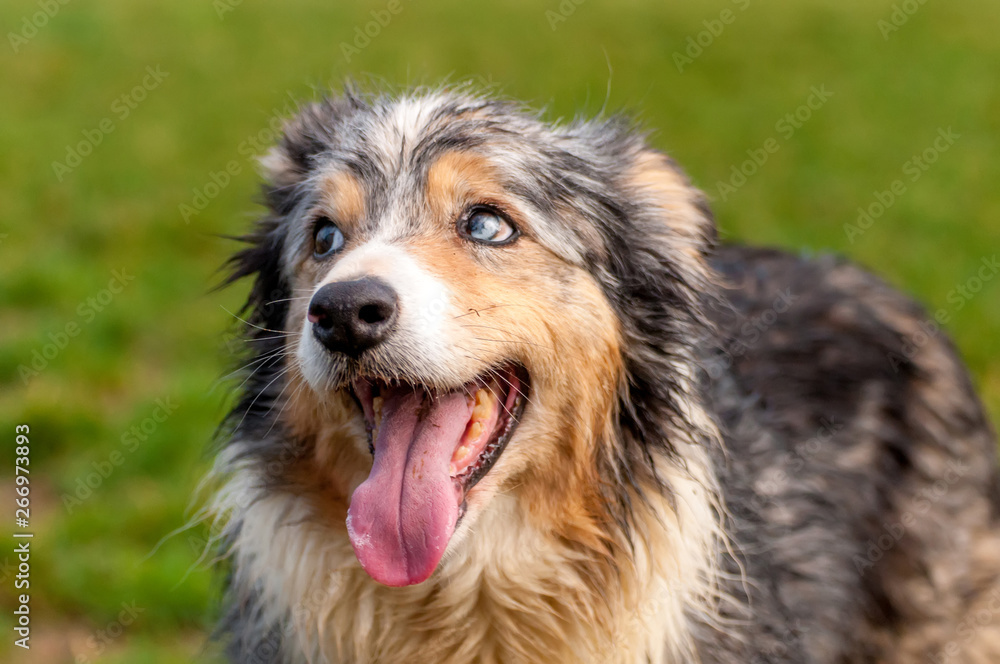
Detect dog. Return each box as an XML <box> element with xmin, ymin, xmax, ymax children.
<box><xmin>210</xmin><ymin>86</ymin><xmax>1000</xmax><ymax>663</ymax></box>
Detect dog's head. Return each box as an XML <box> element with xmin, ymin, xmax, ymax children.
<box><xmin>227</xmin><ymin>88</ymin><xmax>716</xmax><ymax>587</ymax></box>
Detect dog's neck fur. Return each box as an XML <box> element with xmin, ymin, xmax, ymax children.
<box><xmin>215</xmin><ymin>402</ymin><xmax>725</xmax><ymax>664</ymax></box>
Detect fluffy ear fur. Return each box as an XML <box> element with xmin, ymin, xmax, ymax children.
<box><xmin>566</xmin><ymin>129</ymin><xmax>720</xmax><ymax>539</ymax></box>
<box><xmin>257</xmin><ymin>87</ymin><xmax>384</xmax><ymax>213</ymax></box>
<box><xmin>609</xmin><ymin>144</ymin><xmax>719</xmax><ymax>457</ymax></box>
<box><xmin>259</xmin><ymin>97</ymin><xmax>346</xmax><ymax>213</ymax></box>
<box><xmin>622</xmin><ymin>148</ymin><xmax>718</xmax><ymax>284</ymax></box>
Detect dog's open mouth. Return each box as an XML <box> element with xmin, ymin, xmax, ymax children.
<box><xmin>345</xmin><ymin>363</ymin><xmax>529</xmax><ymax>587</ymax></box>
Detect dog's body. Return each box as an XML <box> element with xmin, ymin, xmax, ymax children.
<box><xmin>212</xmin><ymin>88</ymin><xmax>1000</xmax><ymax>663</ymax></box>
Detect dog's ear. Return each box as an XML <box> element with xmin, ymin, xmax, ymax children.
<box><xmin>622</xmin><ymin>148</ymin><xmax>717</xmax><ymax>285</ymax></box>
<box><xmin>260</xmin><ymin>104</ymin><xmax>327</xmax><ymax>192</ymax></box>
<box><xmin>259</xmin><ymin>92</ymin><xmax>367</xmax><ymax>215</ymax></box>
<box><xmin>587</xmin><ymin>143</ymin><xmax>720</xmax><ymax>530</ymax></box>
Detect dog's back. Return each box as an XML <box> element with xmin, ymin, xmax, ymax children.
<box><xmin>702</xmin><ymin>245</ymin><xmax>1000</xmax><ymax>663</ymax></box>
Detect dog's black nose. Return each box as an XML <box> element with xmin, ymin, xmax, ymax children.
<box><xmin>308</xmin><ymin>278</ymin><xmax>398</xmax><ymax>356</ymax></box>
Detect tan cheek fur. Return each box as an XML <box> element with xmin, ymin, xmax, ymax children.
<box><xmin>420</xmin><ymin>149</ymin><xmax>631</xmax><ymax>548</ymax></box>
<box><xmin>404</xmin><ymin>230</ymin><xmax>623</xmax><ymax>536</ymax></box>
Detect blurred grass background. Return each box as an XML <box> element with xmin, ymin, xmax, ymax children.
<box><xmin>1</xmin><ymin>0</ymin><xmax>998</xmax><ymax>661</ymax></box>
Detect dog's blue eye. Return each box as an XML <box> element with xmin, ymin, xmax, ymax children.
<box><xmin>313</xmin><ymin>219</ymin><xmax>345</xmax><ymax>258</ymax></box>
<box><xmin>459</xmin><ymin>208</ymin><xmax>518</xmax><ymax>245</ymax></box>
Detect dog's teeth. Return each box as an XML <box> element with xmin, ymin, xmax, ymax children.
<box><xmin>450</xmin><ymin>444</ymin><xmax>473</xmax><ymax>475</ymax></box>
<box><xmin>451</xmin><ymin>421</ymin><xmax>486</xmax><ymax>472</ymax></box>
<box><xmin>472</xmin><ymin>388</ymin><xmax>494</xmax><ymax>421</ymax></box>
<box><xmin>466</xmin><ymin>421</ymin><xmax>484</xmax><ymax>442</ymax></box>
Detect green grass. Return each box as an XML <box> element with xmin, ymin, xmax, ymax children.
<box><xmin>1</xmin><ymin>0</ymin><xmax>998</xmax><ymax>660</ymax></box>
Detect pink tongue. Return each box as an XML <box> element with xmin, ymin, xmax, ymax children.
<box><xmin>347</xmin><ymin>387</ymin><xmax>473</xmax><ymax>586</ymax></box>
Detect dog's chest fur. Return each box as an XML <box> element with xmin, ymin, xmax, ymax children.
<box><xmin>223</xmin><ymin>481</ymin><xmax>714</xmax><ymax>664</ymax></box>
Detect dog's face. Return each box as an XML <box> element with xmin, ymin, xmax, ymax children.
<box><xmin>237</xmin><ymin>91</ymin><xmax>713</xmax><ymax>587</ymax></box>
